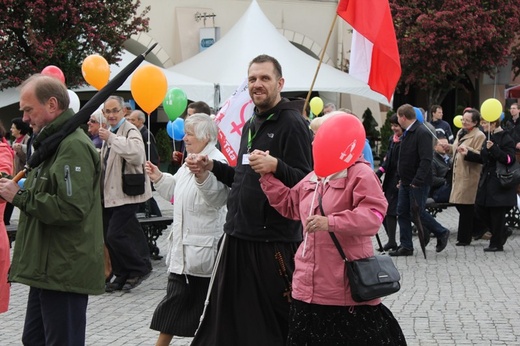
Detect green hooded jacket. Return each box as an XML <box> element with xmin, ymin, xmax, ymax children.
<box><xmin>9</xmin><ymin>109</ymin><xmax>105</xmax><ymax>295</ymax></box>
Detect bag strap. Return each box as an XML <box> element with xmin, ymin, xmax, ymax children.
<box><xmin>318</xmin><ymin>195</ymin><xmax>349</xmax><ymax>262</ymax></box>
<box><xmin>121</xmin><ymin>128</ymin><xmax>144</xmax><ymax>175</ymax></box>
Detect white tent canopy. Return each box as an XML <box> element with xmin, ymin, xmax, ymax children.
<box><xmin>0</xmin><ymin>50</ymin><xmax>215</xmax><ymax>109</ymax></box>
<box><xmin>169</xmin><ymin>0</ymin><xmax>389</xmax><ymax>106</ymax></box>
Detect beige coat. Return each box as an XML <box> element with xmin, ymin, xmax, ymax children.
<box><xmin>101</xmin><ymin>120</ymin><xmax>152</xmax><ymax>208</ymax></box>
<box><xmin>448</xmin><ymin>127</ymin><xmax>486</xmax><ymax>204</ymax></box>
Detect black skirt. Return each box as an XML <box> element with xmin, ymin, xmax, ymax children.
<box><xmin>191</xmin><ymin>235</ymin><xmax>299</xmax><ymax>346</ymax></box>
<box><xmin>150</xmin><ymin>273</ymin><xmax>209</xmax><ymax>337</ymax></box>
<box><xmin>287</xmin><ymin>299</ymin><xmax>407</xmax><ymax>346</ymax></box>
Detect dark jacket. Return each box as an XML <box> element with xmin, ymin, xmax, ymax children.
<box><xmin>212</xmin><ymin>98</ymin><xmax>313</xmax><ymax>242</ymax></box>
<box><xmin>139</xmin><ymin>125</ymin><xmax>159</xmax><ymax>166</ymax></box>
<box><xmin>504</xmin><ymin>117</ymin><xmax>520</xmax><ymax>149</ymax></box>
<box><xmin>10</xmin><ymin>109</ymin><xmax>105</xmax><ymax>295</ymax></box>
<box><xmin>465</xmin><ymin>128</ymin><xmax>516</xmax><ymax>207</ymax></box>
<box><xmin>431</xmin><ymin>152</ymin><xmax>451</xmax><ymax>189</ymax></box>
<box><xmin>398</xmin><ymin>121</ymin><xmax>433</xmax><ymax>187</ymax></box>
<box><xmin>377</xmin><ymin>135</ymin><xmax>400</xmax><ymax>215</ymax></box>
<box><xmin>431</xmin><ymin>119</ymin><xmax>454</xmax><ymax>143</ymax></box>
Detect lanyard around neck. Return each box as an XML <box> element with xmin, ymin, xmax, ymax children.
<box><xmin>247</xmin><ymin>113</ymin><xmax>274</xmax><ymax>152</ymax></box>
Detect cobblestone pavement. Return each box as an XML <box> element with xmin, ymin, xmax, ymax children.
<box><xmin>1</xmin><ymin>194</ymin><xmax>520</xmax><ymax>345</ymax></box>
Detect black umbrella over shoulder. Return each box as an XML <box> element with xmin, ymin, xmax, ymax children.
<box><xmin>411</xmin><ymin>191</ymin><xmax>427</xmax><ymax>259</ymax></box>
<box><xmin>13</xmin><ymin>43</ymin><xmax>157</xmax><ymax>182</ymax></box>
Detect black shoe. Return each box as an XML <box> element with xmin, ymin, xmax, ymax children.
<box><xmin>382</xmin><ymin>243</ymin><xmax>398</xmax><ymax>251</ymax></box>
<box><xmin>105</xmin><ymin>276</ymin><xmax>126</xmax><ymax>293</ymax></box>
<box><xmin>502</xmin><ymin>228</ymin><xmax>513</xmax><ymax>246</ymax></box>
<box><xmin>389</xmin><ymin>247</ymin><xmax>414</xmax><ymax>257</ymax></box>
<box><xmin>122</xmin><ymin>272</ymin><xmax>151</xmax><ymax>292</ymax></box>
<box><xmin>436</xmin><ymin>231</ymin><xmax>450</xmax><ymax>253</ymax></box>
<box><xmin>484</xmin><ymin>246</ymin><xmax>503</xmax><ymax>252</ymax></box>
<box><xmin>455</xmin><ymin>241</ymin><xmax>470</xmax><ymax>246</ymax></box>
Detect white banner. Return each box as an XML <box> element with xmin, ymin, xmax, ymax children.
<box><xmin>214</xmin><ymin>79</ymin><xmax>254</xmax><ymax>166</ymax></box>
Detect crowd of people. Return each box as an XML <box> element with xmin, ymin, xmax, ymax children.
<box><xmin>0</xmin><ymin>54</ymin><xmax>519</xmax><ymax>345</ymax></box>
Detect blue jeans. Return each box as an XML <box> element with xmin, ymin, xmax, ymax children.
<box><xmin>397</xmin><ymin>185</ymin><xmax>449</xmax><ymax>249</ymax></box>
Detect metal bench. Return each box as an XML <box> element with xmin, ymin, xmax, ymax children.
<box><xmin>5</xmin><ymin>216</ymin><xmax>173</xmax><ymax>260</ymax></box>
<box><xmin>425</xmin><ymin>200</ymin><xmax>520</xmax><ymax>229</ymax></box>
<box><xmin>137</xmin><ymin>215</ymin><xmax>173</xmax><ymax>260</ymax></box>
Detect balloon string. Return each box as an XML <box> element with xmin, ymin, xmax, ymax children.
<box><xmin>147</xmin><ymin>112</ymin><xmax>151</xmax><ymax>162</ymax></box>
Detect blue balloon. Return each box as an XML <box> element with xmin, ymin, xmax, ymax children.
<box><xmin>172</xmin><ymin>118</ymin><xmax>185</xmax><ymax>141</ymax></box>
<box><xmin>414</xmin><ymin>107</ymin><xmax>424</xmax><ymax>123</ymax></box>
<box><xmin>500</xmin><ymin>112</ymin><xmax>505</xmax><ymax>122</ymax></box>
<box><xmin>166</xmin><ymin>121</ymin><xmax>175</xmax><ymax>139</ymax></box>
<box><xmin>18</xmin><ymin>178</ymin><xmax>26</xmax><ymax>188</ymax></box>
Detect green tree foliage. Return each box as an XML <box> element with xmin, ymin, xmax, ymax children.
<box><xmin>362</xmin><ymin>107</ymin><xmax>380</xmax><ymax>150</ymax></box>
<box><xmin>0</xmin><ymin>0</ymin><xmax>150</xmax><ymax>90</ymax></box>
<box><xmin>390</xmin><ymin>0</ymin><xmax>520</xmax><ymax>105</ymax></box>
<box><xmin>155</xmin><ymin>128</ymin><xmax>172</xmax><ymax>165</ymax></box>
<box><xmin>378</xmin><ymin>110</ymin><xmax>396</xmax><ymax>159</ymax></box>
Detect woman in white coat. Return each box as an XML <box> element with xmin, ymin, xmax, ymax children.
<box><xmin>146</xmin><ymin>114</ymin><xmax>229</xmax><ymax>346</ymax></box>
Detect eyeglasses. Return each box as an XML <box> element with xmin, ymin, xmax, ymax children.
<box><xmin>88</xmin><ymin>119</ymin><xmax>98</xmax><ymax>124</ymax></box>
<box><xmin>103</xmin><ymin>108</ymin><xmax>121</xmax><ymax>115</ymax></box>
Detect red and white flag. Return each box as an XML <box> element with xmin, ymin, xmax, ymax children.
<box><xmin>337</xmin><ymin>0</ymin><xmax>401</xmax><ymax>102</ymax></box>
<box><xmin>214</xmin><ymin>79</ymin><xmax>254</xmax><ymax>166</ymax></box>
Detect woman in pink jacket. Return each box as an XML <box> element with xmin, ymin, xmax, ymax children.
<box><xmin>256</xmin><ymin>152</ymin><xmax>406</xmax><ymax>345</ymax></box>
<box><xmin>0</xmin><ymin>121</ymin><xmax>14</xmax><ymax>313</ymax></box>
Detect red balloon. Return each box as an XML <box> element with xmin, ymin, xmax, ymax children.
<box><xmin>41</xmin><ymin>65</ymin><xmax>65</xmax><ymax>84</ymax></box>
<box><xmin>312</xmin><ymin>113</ymin><xmax>365</xmax><ymax>177</ymax></box>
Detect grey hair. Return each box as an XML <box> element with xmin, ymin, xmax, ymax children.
<box><xmin>104</xmin><ymin>95</ymin><xmax>124</xmax><ymax>108</ymax></box>
<box><xmin>91</xmin><ymin>110</ymin><xmax>106</xmax><ymax>125</ymax></box>
<box><xmin>134</xmin><ymin>110</ymin><xmax>146</xmax><ymax>122</ymax></box>
<box><xmin>184</xmin><ymin>113</ymin><xmax>218</xmax><ymax>145</ymax></box>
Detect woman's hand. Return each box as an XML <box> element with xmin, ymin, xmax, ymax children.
<box><xmin>305</xmin><ymin>215</ymin><xmax>329</xmax><ymax>233</ymax></box>
<box><xmin>486</xmin><ymin>140</ymin><xmax>494</xmax><ymax>149</ymax></box>
<box><xmin>457</xmin><ymin>145</ymin><xmax>468</xmax><ymax>156</ymax></box>
<box><xmin>145</xmin><ymin>161</ymin><xmax>162</xmax><ymax>183</ymax></box>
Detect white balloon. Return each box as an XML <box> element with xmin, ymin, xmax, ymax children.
<box><xmin>67</xmin><ymin>89</ymin><xmax>80</xmax><ymax>113</ymax></box>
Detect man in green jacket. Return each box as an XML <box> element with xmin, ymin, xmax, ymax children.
<box><xmin>0</xmin><ymin>74</ymin><xmax>105</xmax><ymax>345</ymax></box>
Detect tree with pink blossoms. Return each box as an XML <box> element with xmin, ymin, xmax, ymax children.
<box><xmin>390</xmin><ymin>0</ymin><xmax>520</xmax><ymax>105</ymax></box>
<box><xmin>0</xmin><ymin>0</ymin><xmax>150</xmax><ymax>89</ymax></box>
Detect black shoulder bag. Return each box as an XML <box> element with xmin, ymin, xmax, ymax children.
<box><xmin>319</xmin><ymin>196</ymin><xmax>401</xmax><ymax>302</ymax></box>
<box><xmin>121</xmin><ymin>128</ymin><xmax>146</xmax><ymax>196</ymax></box>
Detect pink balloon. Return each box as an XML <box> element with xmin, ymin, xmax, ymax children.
<box><xmin>312</xmin><ymin>113</ymin><xmax>365</xmax><ymax>177</ymax></box>
<box><xmin>41</xmin><ymin>65</ymin><xmax>65</xmax><ymax>84</ymax></box>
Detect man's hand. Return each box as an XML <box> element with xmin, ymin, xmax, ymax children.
<box><xmin>98</xmin><ymin>127</ymin><xmax>111</xmax><ymax>141</ymax></box>
<box><xmin>0</xmin><ymin>178</ymin><xmax>20</xmax><ymax>203</ymax></box>
<box><xmin>249</xmin><ymin>150</ymin><xmax>277</xmax><ymax>176</ymax></box>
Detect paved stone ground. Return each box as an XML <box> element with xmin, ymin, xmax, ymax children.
<box><xmin>1</xmin><ymin>194</ymin><xmax>520</xmax><ymax>345</ymax></box>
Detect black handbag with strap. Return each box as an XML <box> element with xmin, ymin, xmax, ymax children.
<box><xmin>318</xmin><ymin>196</ymin><xmax>401</xmax><ymax>302</ymax></box>
<box><xmin>496</xmin><ymin>161</ymin><xmax>520</xmax><ymax>188</ymax></box>
<box><xmin>121</xmin><ymin>128</ymin><xmax>146</xmax><ymax>196</ymax></box>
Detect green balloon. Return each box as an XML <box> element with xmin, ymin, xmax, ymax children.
<box><xmin>162</xmin><ymin>88</ymin><xmax>188</xmax><ymax>121</ymax></box>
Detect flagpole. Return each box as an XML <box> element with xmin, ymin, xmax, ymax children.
<box><xmin>302</xmin><ymin>14</ymin><xmax>338</xmax><ymax>116</ymax></box>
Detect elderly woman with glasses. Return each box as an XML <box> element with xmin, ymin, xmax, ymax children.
<box><xmin>441</xmin><ymin>108</ymin><xmax>486</xmax><ymax>246</ymax></box>
<box><xmin>87</xmin><ymin>110</ymin><xmax>106</xmax><ymax>149</ymax></box>
<box><xmin>145</xmin><ymin>113</ymin><xmax>229</xmax><ymax>345</ymax></box>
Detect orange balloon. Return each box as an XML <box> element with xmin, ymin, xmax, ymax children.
<box><xmin>81</xmin><ymin>55</ymin><xmax>110</xmax><ymax>90</ymax></box>
<box><xmin>130</xmin><ymin>65</ymin><xmax>168</xmax><ymax>114</ymax></box>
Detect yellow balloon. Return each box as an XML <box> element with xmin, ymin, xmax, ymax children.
<box><xmin>81</xmin><ymin>55</ymin><xmax>110</xmax><ymax>90</ymax></box>
<box><xmin>310</xmin><ymin>97</ymin><xmax>324</xmax><ymax>115</ymax></box>
<box><xmin>480</xmin><ymin>98</ymin><xmax>502</xmax><ymax>122</ymax></box>
<box><xmin>453</xmin><ymin>115</ymin><xmax>463</xmax><ymax>128</ymax></box>
<box><xmin>130</xmin><ymin>65</ymin><xmax>168</xmax><ymax>114</ymax></box>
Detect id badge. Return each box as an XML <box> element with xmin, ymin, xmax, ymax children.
<box><xmin>242</xmin><ymin>154</ymin><xmax>250</xmax><ymax>165</ymax></box>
